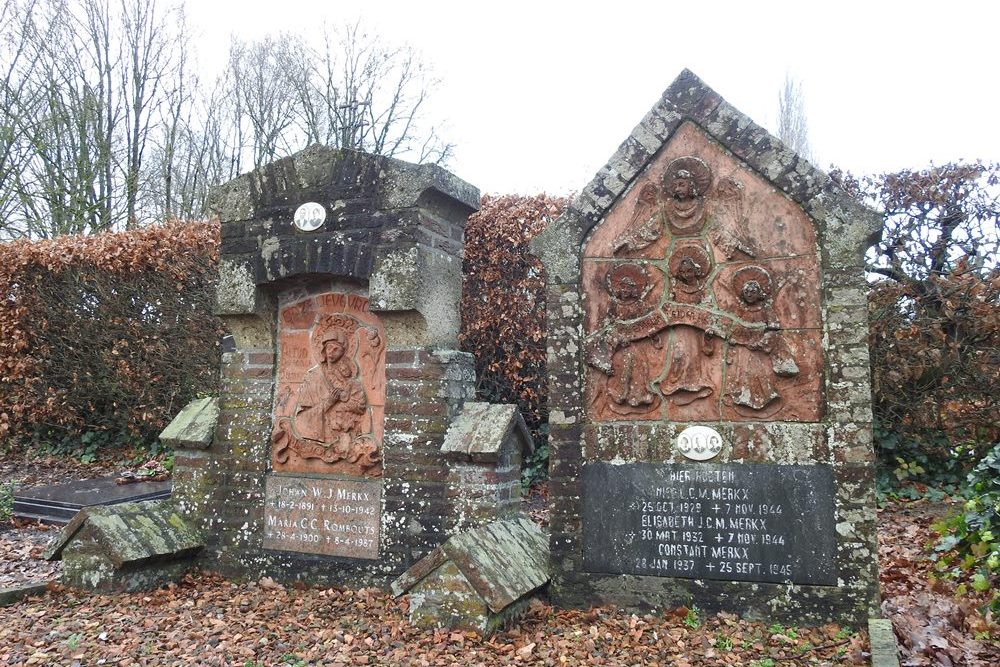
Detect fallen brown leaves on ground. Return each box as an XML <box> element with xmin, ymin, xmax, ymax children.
<box><xmin>0</xmin><ymin>453</ymin><xmax>117</xmax><ymax>489</ymax></box>
<box><xmin>878</xmin><ymin>500</ymin><xmax>1000</xmax><ymax>666</ymax></box>
<box><xmin>3</xmin><ymin>484</ymin><xmax>999</xmax><ymax>665</ymax></box>
<box><xmin>0</xmin><ymin>573</ymin><xmax>868</xmax><ymax>667</ymax></box>
<box><xmin>0</xmin><ymin>523</ymin><xmax>60</xmax><ymax>589</ymax></box>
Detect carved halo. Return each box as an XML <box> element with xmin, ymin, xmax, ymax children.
<box><xmin>732</xmin><ymin>265</ymin><xmax>773</xmax><ymax>311</ymax></box>
<box><xmin>310</xmin><ymin>313</ymin><xmax>361</xmax><ymax>365</ymax></box>
<box><xmin>604</xmin><ymin>262</ymin><xmax>653</xmax><ymax>303</ymax></box>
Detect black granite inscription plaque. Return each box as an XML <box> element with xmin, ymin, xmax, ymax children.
<box><xmin>582</xmin><ymin>463</ymin><xmax>837</xmax><ymax>585</ymax></box>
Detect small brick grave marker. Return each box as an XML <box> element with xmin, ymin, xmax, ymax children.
<box><xmin>391</xmin><ymin>517</ymin><xmax>549</xmax><ymax>635</ymax></box>
<box><xmin>441</xmin><ymin>402</ymin><xmax>533</xmax><ymax>531</ymax></box>
<box><xmin>531</xmin><ymin>69</ymin><xmax>881</xmax><ymax>625</ymax></box>
<box><xmin>45</xmin><ymin>500</ymin><xmax>202</xmax><ymax>592</ymax></box>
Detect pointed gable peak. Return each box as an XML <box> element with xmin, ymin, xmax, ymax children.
<box><xmin>531</xmin><ymin>69</ymin><xmax>879</xmax><ymax>282</ymax></box>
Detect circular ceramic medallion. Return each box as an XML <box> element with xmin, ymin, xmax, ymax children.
<box><xmin>676</xmin><ymin>425</ymin><xmax>724</xmax><ymax>461</ymax></box>
<box><xmin>293</xmin><ymin>202</ymin><xmax>326</xmax><ymax>232</ymax></box>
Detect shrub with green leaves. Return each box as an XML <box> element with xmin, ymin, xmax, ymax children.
<box><xmin>0</xmin><ymin>481</ymin><xmax>16</xmax><ymax>523</ymax></box>
<box><xmin>933</xmin><ymin>441</ymin><xmax>1000</xmax><ymax>612</ymax></box>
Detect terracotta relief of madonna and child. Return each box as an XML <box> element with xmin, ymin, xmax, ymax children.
<box><xmin>583</xmin><ymin>122</ymin><xmax>824</xmax><ymax>424</ymax></box>
<box><xmin>271</xmin><ymin>291</ymin><xmax>386</xmax><ymax>477</ymax></box>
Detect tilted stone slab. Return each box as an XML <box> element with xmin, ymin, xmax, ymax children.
<box><xmin>159</xmin><ymin>397</ymin><xmax>219</xmax><ymax>450</ymax></box>
<box><xmin>440</xmin><ymin>402</ymin><xmax>533</xmax><ymax>463</ymax></box>
<box><xmin>45</xmin><ymin>500</ymin><xmax>202</xmax><ymax>592</ymax></box>
<box><xmin>0</xmin><ymin>582</ymin><xmax>49</xmax><ymax>607</ymax></box>
<box><xmin>443</xmin><ymin>517</ymin><xmax>548</xmax><ymax>612</ymax></box>
<box><xmin>391</xmin><ymin>517</ymin><xmax>549</xmax><ymax>634</ymax></box>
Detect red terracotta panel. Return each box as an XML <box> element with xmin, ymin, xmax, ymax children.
<box><xmin>582</xmin><ymin>121</ymin><xmax>824</xmax><ymax>426</ymax></box>
<box><xmin>272</xmin><ymin>292</ymin><xmax>386</xmax><ymax>477</ymax></box>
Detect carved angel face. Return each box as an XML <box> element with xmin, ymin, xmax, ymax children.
<box><xmin>732</xmin><ymin>266</ymin><xmax>773</xmax><ymax>311</ymax></box>
<box><xmin>661</xmin><ymin>156</ymin><xmax>712</xmax><ymax>234</ymax></box>
<box><xmin>675</xmin><ymin>256</ymin><xmax>705</xmax><ymax>285</ymax></box>
<box><xmin>606</xmin><ymin>263</ymin><xmax>651</xmax><ymax>304</ymax></box>
<box><xmin>741</xmin><ymin>280</ymin><xmax>766</xmax><ymax>305</ymax></box>
<box><xmin>669</xmin><ymin>170</ymin><xmax>698</xmax><ymax>201</ymax></box>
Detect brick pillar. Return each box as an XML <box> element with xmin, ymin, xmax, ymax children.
<box><xmin>173</xmin><ymin>348</ymin><xmax>275</xmax><ymax>568</ymax></box>
<box><xmin>381</xmin><ymin>349</ymin><xmax>476</xmax><ymax>564</ymax></box>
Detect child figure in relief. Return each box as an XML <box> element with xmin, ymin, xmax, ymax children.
<box><xmin>658</xmin><ymin>243</ymin><xmax>717</xmax><ymax>406</ymax></box>
<box><xmin>724</xmin><ymin>266</ymin><xmax>800</xmax><ymax>416</ymax></box>
<box><xmin>601</xmin><ymin>263</ymin><xmax>662</xmax><ymax>415</ymax></box>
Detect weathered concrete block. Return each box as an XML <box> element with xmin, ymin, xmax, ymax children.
<box><xmin>159</xmin><ymin>397</ymin><xmax>219</xmax><ymax>450</ymax></box>
<box><xmin>869</xmin><ymin>618</ymin><xmax>901</xmax><ymax>667</ymax></box>
<box><xmin>441</xmin><ymin>402</ymin><xmax>533</xmax><ymax>463</ymax></box>
<box><xmin>45</xmin><ymin>500</ymin><xmax>202</xmax><ymax>592</ymax></box>
<box><xmin>391</xmin><ymin>518</ymin><xmax>549</xmax><ymax>636</ymax></box>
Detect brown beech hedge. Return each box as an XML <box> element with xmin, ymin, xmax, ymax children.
<box><xmin>460</xmin><ymin>194</ymin><xmax>567</xmax><ymax>441</ymax></box>
<box><xmin>0</xmin><ymin>221</ymin><xmax>222</xmax><ymax>449</ymax></box>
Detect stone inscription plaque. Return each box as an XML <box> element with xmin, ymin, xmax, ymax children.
<box><xmin>582</xmin><ymin>462</ymin><xmax>837</xmax><ymax>585</ymax></box>
<box><xmin>263</xmin><ymin>475</ymin><xmax>381</xmax><ymax>559</ymax></box>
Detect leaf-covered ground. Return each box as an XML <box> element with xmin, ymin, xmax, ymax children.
<box><xmin>1</xmin><ymin>574</ymin><xmax>869</xmax><ymax>667</ymax></box>
<box><xmin>2</xmin><ymin>468</ymin><xmax>999</xmax><ymax>665</ymax></box>
<box><xmin>877</xmin><ymin>501</ymin><xmax>999</xmax><ymax>666</ymax></box>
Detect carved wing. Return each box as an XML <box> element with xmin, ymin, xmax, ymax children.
<box><xmin>612</xmin><ymin>183</ymin><xmax>661</xmax><ymax>254</ymax></box>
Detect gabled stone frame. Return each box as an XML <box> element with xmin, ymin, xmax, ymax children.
<box><xmin>532</xmin><ymin>70</ymin><xmax>882</xmax><ymax>623</ymax></box>
<box><xmin>171</xmin><ymin>147</ymin><xmax>485</xmax><ymax>587</ymax></box>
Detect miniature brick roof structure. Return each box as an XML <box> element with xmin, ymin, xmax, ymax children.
<box><xmin>440</xmin><ymin>402</ymin><xmax>534</xmax><ymax>462</ymax></box>
<box><xmin>46</xmin><ymin>500</ymin><xmax>202</xmax><ymax>566</ymax></box>
<box><xmin>391</xmin><ymin>517</ymin><xmax>548</xmax><ymax>613</ymax></box>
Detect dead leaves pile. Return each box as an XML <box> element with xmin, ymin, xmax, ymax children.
<box><xmin>2</xmin><ymin>497</ymin><xmax>998</xmax><ymax>665</ymax></box>
<box><xmin>878</xmin><ymin>500</ymin><xmax>1000</xmax><ymax>666</ymax></box>
<box><xmin>0</xmin><ymin>453</ymin><xmax>117</xmax><ymax>489</ymax></box>
<box><xmin>0</xmin><ymin>574</ymin><xmax>868</xmax><ymax>667</ymax></box>
<box><xmin>0</xmin><ymin>524</ymin><xmax>60</xmax><ymax>588</ymax></box>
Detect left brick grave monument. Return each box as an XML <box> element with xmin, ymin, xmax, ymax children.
<box><xmin>170</xmin><ymin>146</ymin><xmax>485</xmax><ymax>586</ymax></box>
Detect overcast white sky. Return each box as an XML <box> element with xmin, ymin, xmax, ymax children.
<box><xmin>188</xmin><ymin>1</ymin><xmax>999</xmax><ymax>195</ymax></box>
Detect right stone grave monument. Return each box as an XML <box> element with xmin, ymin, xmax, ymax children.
<box><xmin>532</xmin><ymin>70</ymin><xmax>881</xmax><ymax>623</ymax></box>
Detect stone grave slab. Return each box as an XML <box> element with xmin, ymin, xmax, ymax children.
<box><xmin>582</xmin><ymin>462</ymin><xmax>837</xmax><ymax>585</ymax></box>
<box><xmin>263</xmin><ymin>475</ymin><xmax>381</xmax><ymax>559</ymax></box>
<box><xmin>167</xmin><ymin>146</ymin><xmax>492</xmax><ymax>589</ymax></box>
<box><xmin>13</xmin><ymin>476</ymin><xmax>172</xmax><ymax>525</ymax></box>
<box><xmin>531</xmin><ymin>69</ymin><xmax>881</xmax><ymax>623</ymax></box>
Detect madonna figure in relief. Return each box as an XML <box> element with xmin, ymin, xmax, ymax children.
<box><xmin>272</xmin><ymin>313</ymin><xmax>381</xmax><ymax>474</ymax></box>
<box><xmin>294</xmin><ymin>317</ymin><xmax>368</xmax><ymax>452</ymax></box>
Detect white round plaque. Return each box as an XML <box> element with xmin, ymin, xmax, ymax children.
<box><xmin>676</xmin><ymin>425</ymin><xmax>724</xmax><ymax>461</ymax></box>
<box><xmin>293</xmin><ymin>202</ymin><xmax>326</xmax><ymax>232</ymax></box>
